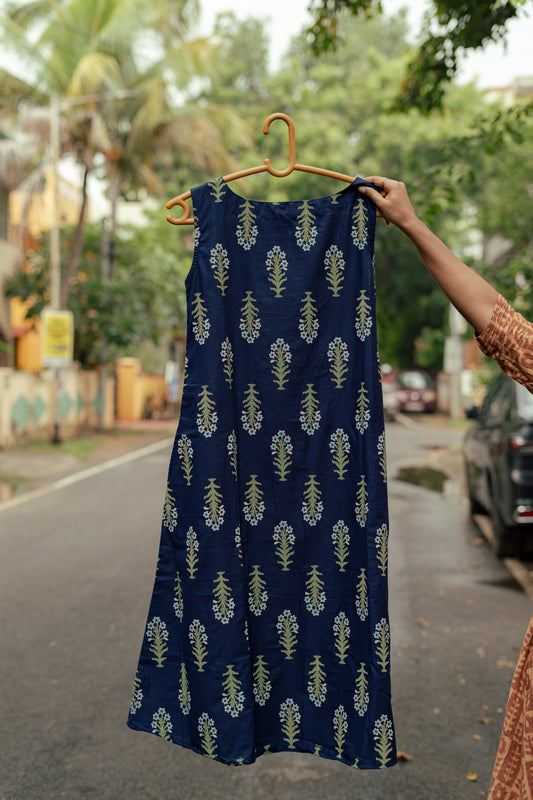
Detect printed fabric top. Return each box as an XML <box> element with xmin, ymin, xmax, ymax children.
<box><xmin>127</xmin><ymin>176</ymin><xmax>396</xmax><ymax>769</ymax></box>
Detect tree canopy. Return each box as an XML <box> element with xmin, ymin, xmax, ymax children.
<box><xmin>307</xmin><ymin>0</ymin><xmax>531</xmax><ymax>110</ymax></box>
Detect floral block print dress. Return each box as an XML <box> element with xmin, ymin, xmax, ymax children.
<box><xmin>127</xmin><ymin>176</ymin><xmax>396</xmax><ymax>769</ymax></box>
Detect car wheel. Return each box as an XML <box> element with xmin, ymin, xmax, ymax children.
<box><xmin>490</xmin><ymin>497</ymin><xmax>523</xmax><ymax>559</ymax></box>
<box><xmin>464</xmin><ymin>462</ymin><xmax>485</xmax><ymax>515</ymax></box>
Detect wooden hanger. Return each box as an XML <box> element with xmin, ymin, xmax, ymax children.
<box><xmin>166</xmin><ymin>112</ymin><xmax>361</xmax><ymax>226</ymax></box>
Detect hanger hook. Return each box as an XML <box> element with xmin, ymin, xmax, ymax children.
<box><xmin>262</xmin><ymin>112</ymin><xmax>296</xmax><ymax>178</ymax></box>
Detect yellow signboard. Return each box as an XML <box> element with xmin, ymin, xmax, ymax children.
<box><xmin>41</xmin><ymin>309</ymin><xmax>74</xmax><ymax>367</ymax></box>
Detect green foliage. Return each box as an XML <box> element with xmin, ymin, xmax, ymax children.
<box><xmin>306</xmin><ymin>0</ymin><xmax>526</xmax><ymax>111</ymax></box>
<box><xmin>5</xmin><ymin>219</ymin><xmax>188</xmax><ymax>367</ymax></box>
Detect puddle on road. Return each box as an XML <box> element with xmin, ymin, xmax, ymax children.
<box><xmin>395</xmin><ymin>466</ymin><xmax>448</xmax><ymax>493</ymax></box>
<box><xmin>0</xmin><ymin>476</ymin><xmax>32</xmax><ymax>503</ymax></box>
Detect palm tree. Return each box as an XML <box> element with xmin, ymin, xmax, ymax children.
<box><xmin>0</xmin><ymin>0</ymin><xmax>248</xmax><ymax>304</ymax></box>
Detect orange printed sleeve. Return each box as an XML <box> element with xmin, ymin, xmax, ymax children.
<box><xmin>476</xmin><ymin>294</ymin><xmax>533</xmax><ymax>394</ymax></box>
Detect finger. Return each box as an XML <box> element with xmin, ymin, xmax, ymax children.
<box><xmin>362</xmin><ymin>176</ymin><xmax>389</xmax><ymax>188</ymax></box>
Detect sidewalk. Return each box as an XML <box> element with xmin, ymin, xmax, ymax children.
<box><xmin>0</xmin><ymin>419</ymin><xmax>176</xmax><ymax>503</ymax></box>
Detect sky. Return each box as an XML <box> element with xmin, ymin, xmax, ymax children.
<box><xmin>197</xmin><ymin>0</ymin><xmax>533</xmax><ymax>88</ymax></box>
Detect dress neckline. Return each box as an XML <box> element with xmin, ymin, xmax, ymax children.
<box><xmin>218</xmin><ymin>177</ymin><xmax>361</xmax><ymax>209</ymax></box>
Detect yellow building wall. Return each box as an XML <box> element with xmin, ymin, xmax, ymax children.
<box><xmin>9</xmin><ymin>167</ymin><xmax>84</xmax><ymax>368</ymax></box>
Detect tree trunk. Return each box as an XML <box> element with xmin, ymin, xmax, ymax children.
<box><xmin>60</xmin><ymin>166</ymin><xmax>89</xmax><ymax>307</ymax></box>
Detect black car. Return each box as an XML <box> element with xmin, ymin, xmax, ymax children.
<box><xmin>463</xmin><ymin>373</ymin><xmax>533</xmax><ymax>557</ymax></box>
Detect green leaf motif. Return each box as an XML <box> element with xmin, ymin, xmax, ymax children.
<box><xmin>189</xmin><ymin>619</ymin><xmax>208</xmax><ymax>672</ymax></box>
<box><xmin>239</xmin><ymin>291</ymin><xmax>261</xmax><ymax>343</ymax></box>
<box><xmin>279</xmin><ymin>698</ymin><xmax>301</xmax><ymax>749</ymax></box>
<box><xmin>324</xmin><ymin>244</ymin><xmax>345</xmax><ymax>297</ymax></box>
<box><xmin>253</xmin><ymin>655</ymin><xmax>272</xmax><ymax>706</ymax></box>
<box><xmin>302</xmin><ymin>474</ymin><xmax>323</xmax><ymax>526</ymax></box>
<box><xmin>269</xmin><ymin>338</ymin><xmax>292</xmax><ymax>390</ymax></box>
<box><xmin>295</xmin><ymin>201</ymin><xmax>318</xmax><ymax>250</ymax></box>
<box><xmin>236</xmin><ymin>200</ymin><xmax>258</xmax><ymax>249</ymax></box>
<box><xmin>356</xmin><ymin>567</ymin><xmax>368</xmax><ymax>622</ymax></box>
<box><xmin>333</xmin><ymin>612</ymin><xmax>350</xmax><ymax>665</ymax></box>
<box><xmin>151</xmin><ymin>707</ymin><xmax>172</xmax><ymax>741</ymax></box>
<box><xmin>208</xmin><ymin>176</ymin><xmax>225</xmax><ymax>203</ymax></box>
<box><xmin>212</xmin><ymin>571</ymin><xmax>235</xmax><ymax>624</ymax></box>
<box><xmin>241</xmin><ymin>383</ymin><xmax>263</xmax><ymax>435</ymax></box>
<box><xmin>373</xmin><ymin>618</ymin><xmax>390</xmax><ymax>673</ymax></box>
<box><xmin>177</xmin><ymin>435</ymin><xmax>193</xmax><ymax>486</ymax></box>
<box><xmin>203</xmin><ymin>478</ymin><xmax>225</xmax><ymax>531</ymax></box>
<box><xmin>227</xmin><ymin>431</ymin><xmax>238</xmax><ymax>481</ymax></box>
<box><xmin>277</xmin><ymin>609</ymin><xmax>298</xmax><ymax>659</ymax></box>
<box><xmin>174</xmin><ymin>570</ymin><xmax>183</xmax><ymax>620</ymax></box>
<box><xmin>186</xmin><ymin>527</ymin><xmax>199</xmax><ymax>579</ymax></box>
<box><xmin>378</xmin><ymin>432</ymin><xmax>387</xmax><ymax>483</ymax></box>
<box><xmin>333</xmin><ymin>705</ymin><xmax>348</xmax><ymax>759</ymax></box>
<box><xmin>355</xmin><ymin>382</ymin><xmax>370</xmax><ymax>434</ymax></box>
<box><xmin>179</xmin><ymin>662</ymin><xmax>191</xmax><ymax>715</ymax></box>
<box><xmin>243</xmin><ymin>475</ymin><xmax>265</xmax><ymax>526</ymax></box>
<box><xmin>248</xmin><ymin>564</ymin><xmax>268</xmax><ymax>616</ymax></box>
<box><xmin>146</xmin><ymin>616</ymin><xmax>169</xmax><ymax>668</ymax></box>
<box><xmin>375</xmin><ymin>523</ymin><xmax>389</xmax><ymax>577</ymax></box>
<box><xmin>266</xmin><ymin>245</ymin><xmax>288</xmax><ymax>297</ymax></box>
<box><xmin>222</xmin><ymin>664</ymin><xmax>245</xmax><ymax>717</ymax></box>
<box><xmin>198</xmin><ymin>712</ymin><xmax>218</xmax><ymax>759</ymax></box>
<box><xmin>355</xmin><ymin>290</ymin><xmax>373</xmax><ymax>341</ymax></box>
<box><xmin>373</xmin><ymin>714</ymin><xmax>394</xmax><ymax>768</ymax></box>
<box><xmin>332</xmin><ymin>520</ymin><xmax>350</xmax><ymax>572</ymax></box>
<box><xmin>298</xmin><ymin>291</ymin><xmax>319</xmax><ymax>343</ymax></box>
<box><xmin>234</xmin><ymin>526</ymin><xmax>243</xmax><ymax>565</ymax></box>
<box><xmin>129</xmin><ymin>670</ymin><xmax>143</xmax><ymax>715</ymax></box>
<box><xmin>327</xmin><ymin>337</ymin><xmax>349</xmax><ymax>388</ymax></box>
<box><xmin>192</xmin><ymin>292</ymin><xmax>210</xmax><ymax>344</ymax></box>
<box><xmin>354</xmin><ymin>662</ymin><xmax>369</xmax><ymax>717</ymax></box>
<box><xmin>307</xmin><ymin>655</ymin><xmax>327</xmax><ymax>707</ymax></box>
<box><xmin>209</xmin><ymin>243</ymin><xmax>230</xmax><ymax>295</ymax></box>
<box><xmin>220</xmin><ymin>338</ymin><xmax>234</xmax><ymax>387</ymax></box>
<box><xmin>197</xmin><ymin>385</ymin><xmax>218</xmax><ymax>438</ymax></box>
<box><xmin>304</xmin><ymin>565</ymin><xmax>326</xmax><ymax>616</ymax></box>
<box><xmin>273</xmin><ymin>520</ymin><xmax>295</xmax><ymax>571</ymax></box>
<box><xmin>355</xmin><ymin>474</ymin><xmax>368</xmax><ymax>527</ymax></box>
<box><xmin>299</xmin><ymin>383</ymin><xmax>321</xmax><ymax>435</ymax></box>
<box><xmin>352</xmin><ymin>197</ymin><xmax>369</xmax><ymax>250</ymax></box>
<box><xmin>163</xmin><ymin>485</ymin><xmax>178</xmax><ymax>532</ymax></box>
<box><xmin>271</xmin><ymin>430</ymin><xmax>293</xmax><ymax>481</ymax></box>
<box><xmin>329</xmin><ymin>428</ymin><xmax>350</xmax><ymax>479</ymax></box>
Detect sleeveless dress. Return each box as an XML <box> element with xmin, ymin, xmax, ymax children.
<box><xmin>127</xmin><ymin>176</ymin><xmax>396</xmax><ymax>769</ymax></box>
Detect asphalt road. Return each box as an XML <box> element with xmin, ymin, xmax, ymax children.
<box><xmin>1</xmin><ymin>419</ymin><xmax>532</xmax><ymax>800</ymax></box>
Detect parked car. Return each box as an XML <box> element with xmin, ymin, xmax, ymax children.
<box><xmin>381</xmin><ymin>364</ymin><xmax>399</xmax><ymax>422</ymax></box>
<box><xmin>463</xmin><ymin>372</ymin><xmax>533</xmax><ymax>557</ymax></box>
<box><xmin>396</xmin><ymin>370</ymin><xmax>437</xmax><ymax>413</ymax></box>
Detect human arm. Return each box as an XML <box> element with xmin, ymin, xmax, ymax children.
<box><xmin>358</xmin><ymin>176</ymin><xmax>498</xmax><ymax>335</ymax></box>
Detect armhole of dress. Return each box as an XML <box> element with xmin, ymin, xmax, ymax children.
<box><xmin>184</xmin><ymin>188</ymin><xmax>203</xmax><ymax>291</ymax></box>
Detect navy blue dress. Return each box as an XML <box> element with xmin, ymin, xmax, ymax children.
<box><xmin>127</xmin><ymin>177</ymin><xmax>396</xmax><ymax>769</ymax></box>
